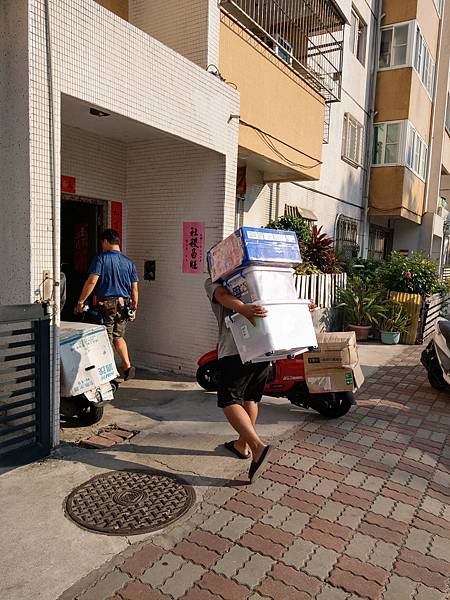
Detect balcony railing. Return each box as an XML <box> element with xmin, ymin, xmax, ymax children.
<box><xmin>221</xmin><ymin>0</ymin><xmax>346</xmax><ymax>102</ymax></box>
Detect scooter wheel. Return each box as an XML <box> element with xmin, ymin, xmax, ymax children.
<box><xmin>79</xmin><ymin>404</ymin><xmax>104</xmax><ymax>425</ymax></box>
<box><xmin>428</xmin><ymin>367</ymin><xmax>447</xmax><ymax>391</ymax></box>
<box><xmin>315</xmin><ymin>392</ymin><xmax>354</xmax><ymax>418</ymax></box>
<box><xmin>196</xmin><ymin>361</ymin><xmax>221</xmax><ymax>392</ymax></box>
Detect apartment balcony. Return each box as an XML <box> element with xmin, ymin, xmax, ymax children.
<box><xmin>369</xmin><ymin>166</ymin><xmax>425</xmax><ymax>224</ymax></box>
<box><xmin>219</xmin><ymin>0</ymin><xmax>346</xmax><ymax>182</ymax></box>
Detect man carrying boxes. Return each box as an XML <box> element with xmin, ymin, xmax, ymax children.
<box><xmin>205</xmin><ymin>226</ymin><xmax>317</xmax><ymax>483</ymax></box>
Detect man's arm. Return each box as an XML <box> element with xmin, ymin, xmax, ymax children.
<box><xmin>214</xmin><ymin>286</ymin><xmax>267</xmax><ymax>321</ymax></box>
<box><xmin>75</xmin><ymin>274</ymin><xmax>99</xmax><ymax>312</ymax></box>
<box><xmin>131</xmin><ymin>282</ymin><xmax>138</xmax><ymax>310</ymax></box>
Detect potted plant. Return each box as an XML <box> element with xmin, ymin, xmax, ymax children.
<box><xmin>379</xmin><ymin>300</ymin><xmax>410</xmax><ymax>345</ymax></box>
<box><xmin>337</xmin><ymin>277</ymin><xmax>385</xmax><ymax>341</ymax></box>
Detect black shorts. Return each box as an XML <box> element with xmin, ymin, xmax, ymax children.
<box><xmin>217</xmin><ymin>355</ymin><xmax>270</xmax><ymax>409</ymax></box>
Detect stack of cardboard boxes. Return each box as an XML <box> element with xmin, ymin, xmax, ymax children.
<box><xmin>207</xmin><ymin>226</ymin><xmax>317</xmax><ymax>363</ymax></box>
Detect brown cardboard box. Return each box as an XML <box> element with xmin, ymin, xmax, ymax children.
<box><xmin>303</xmin><ymin>332</ymin><xmax>364</xmax><ymax>393</ymax></box>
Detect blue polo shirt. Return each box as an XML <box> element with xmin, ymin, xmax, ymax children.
<box><xmin>89</xmin><ymin>251</ymin><xmax>138</xmax><ymax>299</ymax></box>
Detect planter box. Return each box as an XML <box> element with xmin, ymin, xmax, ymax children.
<box><xmin>389</xmin><ymin>292</ymin><xmax>423</xmax><ymax>344</ymax></box>
<box><xmin>389</xmin><ymin>291</ymin><xmax>450</xmax><ymax>344</ymax></box>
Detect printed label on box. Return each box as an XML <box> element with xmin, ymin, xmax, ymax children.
<box><xmin>307</xmin><ymin>376</ymin><xmax>331</xmax><ymax>392</ymax></box>
<box><xmin>240</xmin><ymin>324</ymin><xmax>250</xmax><ymax>339</ymax></box>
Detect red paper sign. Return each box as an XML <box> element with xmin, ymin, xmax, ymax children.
<box><xmin>183</xmin><ymin>222</ymin><xmax>205</xmax><ymax>274</ymax></box>
<box><xmin>61</xmin><ymin>175</ymin><xmax>76</xmax><ymax>194</ymax></box>
<box><xmin>111</xmin><ymin>201</ymin><xmax>123</xmax><ymax>241</ymax></box>
<box><xmin>73</xmin><ymin>223</ymin><xmax>89</xmax><ymax>272</ymax></box>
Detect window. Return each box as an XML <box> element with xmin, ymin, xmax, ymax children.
<box><xmin>373</xmin><ymin>122</ymin><xmax>401</xmax><ymax>165</ymax></box>
<box><xmin>405</xmin><ymin>124</ymin><xmax>428</xmax><ymax>179</ymax></box>
<box><xmin>335</xmin><ymin>216</ymin><xmax>359</xmax><ymax>259</ymax></box>
<box><xmin>350</xmin><ymin>7</ymin><xmax>366</xmax><ymax>65</ymax></box>
<box><xmin>414</xmin><ymin>27</ymin><xmax>434</xmax><ymax>95</ymax></box>
<box><xmin>373</xmin><ymin>121</ymin><xmax>428</xmax><ymax>180</ymax></box>
<box><xmin>342</xmin><ymin>113</ymin><xmax>363</xmax><ymax>167</ymax></box>
<box><xmin>379</xmin><ymin>23</ymin><xmax>410</xmax><ymax>68</ymax></box>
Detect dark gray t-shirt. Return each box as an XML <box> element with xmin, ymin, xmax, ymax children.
<box><xmin>204</xmin><ymin>278</ymin><xmax>238</xmax><ymax>359</ymax></box>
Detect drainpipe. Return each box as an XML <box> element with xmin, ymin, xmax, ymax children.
<box><xmin>360</xmin><ymin>0</ymin><xmax>382</xmax><ymax>259</ymax></box>
<box><xmin>44</xmin><ymin>0</ymin><xmax>60</xmax><ymax>446</ymax></box>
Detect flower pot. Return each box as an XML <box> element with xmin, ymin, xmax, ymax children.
<box><xmin>381</xmin><ymin>331</ymin><xmax>401</xmax><ymax>345</ymax></box>
<box><xmin>347</xmin><ymin>324</ymin><xmax>371</xmax><ymax>341</ymax></box>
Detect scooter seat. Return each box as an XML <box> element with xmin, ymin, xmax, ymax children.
<box><xmin>438</xmin><ymin>319</ymin><xmax>450</xmax><ymax>350</ymax></box>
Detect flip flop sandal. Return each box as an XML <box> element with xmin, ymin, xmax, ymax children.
<box><xmin>249</xmin><ymin>445</ymin><xmax>272</xmax><ymax>482</ymax></box>
<box><xmin>224</xmin><ymin>441</ymin><xmax>250</xmax><ymax>460</ymax></box>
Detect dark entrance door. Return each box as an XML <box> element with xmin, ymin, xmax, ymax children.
<box><xmin>61</xmin><ymin>198</ymin><xmax>104</xmax><ymax>320</ymax></box>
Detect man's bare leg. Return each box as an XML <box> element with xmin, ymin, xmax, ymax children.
<box><xmin>113</xmin><ymin>337</ymin><xmax>131</xmax><ymax>370</ymax></box>
<box><xmin>224</xmin><ymin>404</ymin><xmax>266</xmax><ymax>462</ymax></box>
<box><xmin>234</xmin><ymin>401</ymin><xmax>258</xmax><ymax>456</ymax></box>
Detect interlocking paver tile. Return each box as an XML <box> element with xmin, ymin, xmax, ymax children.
<box><xmin>316</xmin><ymin>583</ymin><xmax>350</xmax><ymax>600</ymax></box>
<box><xmin>200</xmin><ymin>509</ymin><xmax>236</xmax><ymax>534</ymax></box>
<box><xmin>328</xmin><ymin>567</ymin><xmax>383</xmax><ymax>600</ymax></box>
<box><xmin>369</xmin><ymin>540</ymin><xmax>399</xmax><ymax>571</ymax></box>
<box><xmin>212</xmin><ymin>545</ymin><xmax>252</xmax><ymax>578</ymax></box>
<box><xmin>140</xmin><ymin>554</ymin><xmax>186</xmax><ymax>588</ymax></box>
<box><xmin>220</xmin><ymin>514</ymin><xmax>254</xmax><ymax>541</ymax></box>
<box><xmin>119</xmin><ymin>544</ymin><xmax>164</xmax><ymax>578</ymax></box>
<box><xmin>234</xmin><ymin>553</ymin><xmax>275</xmax><ymax>588</ymax></box>
<box><xmin>345</xmin><ymin>533</ymin><xmax>377</xmax><ymax>561</ymax></box>
<box><xmin>159</xmin><ymin>563</ymin><xmax>205</xmax><ymax>598</ymax></box>
<box><xmin>197</xmin><ymin>572</ymin><xmax>250</xmax><ymax>600</ymax></box>
<box><xmin>415</xmin><ymin>583</ymin><xmax>448</xmax><ymax>600</ymax></box>
<box><xmin>280</xmin><ymin>538</ymin><xmax>316</xmax><ymax>569</ymax></box>
<box><xmin>303</xmin><ymin>547</ymin><xmax>339</xmax><ymax>580</ymax></box>
<box><xmin>120</xmin><ymin>581</ymin><xmax>170</xmax><ymax>600</ymax></box>
<box><xmin>429</xmin><ymin>535</ymin><xmax>450</xmax><ymax>562</ymax></box>
<box><xmin>382</xmin><ymin>574</ymin><xmax>418</xmax><ymax>600</ymax></box>
<box><xmin>395</xmin><ymin>560</ymin><xmax>448</xmax><ymax>591</ymax></box>
<box><xmin>78</xmin><ymin>570</ymin><xmax>130</xmax><ymax>600</ymax></box>
<box><xmin>278</xmin><ymin>509</ymin><xmax>310</xmax><ymax>534</ymax></box>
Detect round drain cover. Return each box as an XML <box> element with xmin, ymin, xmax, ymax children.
<box><xmin>65</xmin><ymin>469</ymin><xmax>195</xmax><ymax>535</ymax></box>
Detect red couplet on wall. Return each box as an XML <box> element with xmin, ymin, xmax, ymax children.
<box><xmin>183</xmin><ymin>222</ymin><xmax>205</xmax><ymax>274</ymax></box>
<box><xmin>61</xmin><ymin>175</ymin><xmax>76</xmax><ymax>194</ymax></box>
<box><xmin>111</xmin><ymin>202</ymin><xmax>123</xmax><ymax>241</ymax></box>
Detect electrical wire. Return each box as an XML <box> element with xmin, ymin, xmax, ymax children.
<box><xmin>238</xmin><ymin>119</ymin><xmax>322</xmax><ymax>169</ymax></box>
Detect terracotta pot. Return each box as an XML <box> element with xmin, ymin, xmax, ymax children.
<box><xmin>347</xmin><ymin>324</ymin><xmax>371</xmax><ymax>341</ymax></box>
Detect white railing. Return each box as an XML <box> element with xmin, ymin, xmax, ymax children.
<box><xmin>294</xmin><ymin>273</ymin><xmax>347</xmax><ymax>308</ymax></box>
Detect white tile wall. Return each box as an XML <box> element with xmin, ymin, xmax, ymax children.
<box><xmin>2</xmin><ymin>0</ymin><xmax>239</xmax><ymax>443</ymax></box>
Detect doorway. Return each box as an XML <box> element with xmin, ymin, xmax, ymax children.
<box><xmin>60</xmin><ymin>196</ymin><xmax>106</xmax><ymax>320</ymax></box>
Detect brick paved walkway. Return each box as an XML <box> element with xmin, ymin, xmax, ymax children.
<box><xmin>60</xmin><ymin>346</ymin><xmax>450</xmax><ymax>600</ymax></box>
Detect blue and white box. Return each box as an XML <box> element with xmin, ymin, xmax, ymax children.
<box><xmin>207</xmin><ymin>227</ymin><xmax>302</xmax><ymax>282</ymax></box>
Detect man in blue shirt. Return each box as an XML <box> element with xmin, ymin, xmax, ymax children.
<box><xmin>76</xmin><ymin>229</ymin><xmax>139</xmax><ymax>381</ymax></box>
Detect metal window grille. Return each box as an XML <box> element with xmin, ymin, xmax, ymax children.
<box><xmin>335</xmin><ymin>215</ymin><xmax>359</xmax><ymax>258</ymax></box>
<box><xmin>368</xmin><ymin>225</ymin><xmax>393</xmax><ymax>260</ymax></box>
<box><xmin>221</xmin><ymin>0</ymin><xmax>346</xmax><ymax>102</ymax></box>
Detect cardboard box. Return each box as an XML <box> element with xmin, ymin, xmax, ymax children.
<box><xmin>303</xmin><ymin>331</ymin><xmax>364</xmax><ymax>393</ymax></box>
<box><xmin>207</xmin><ymin>227</ymin><xmax>302</xmax><ymax>282</ymax></box>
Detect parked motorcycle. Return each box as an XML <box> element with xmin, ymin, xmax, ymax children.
<box><xmin>197</xmin><ymin>349</ymin><xmax>355</xmax><ymax>418</ymax></box>
<box><xmin>421</xmin><ymin>317</ymin><xmax>450</xmax><ymax>392</ymax></box>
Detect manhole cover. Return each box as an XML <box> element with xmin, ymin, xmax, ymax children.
<box><xmin>65</xmin><ymin>469</ymin><xmax>195</xmax><ymax>535</ymax></box>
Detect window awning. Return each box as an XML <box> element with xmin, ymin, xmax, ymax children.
<box><xmin>285</xmin><ymin>204</ymin><xmax>318</xmax><ymax>221</ymax></box>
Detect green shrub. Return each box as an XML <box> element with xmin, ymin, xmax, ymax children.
<box><xmin>337</xmin><ymin>276</ymin><xmax>386</xmax><ymax>326</ymax></box>
<box><xmin>376</xmin><ymin>252</ymin><xmax>444</xmax><ymax>296</ymax></box>
<box><xmin>266</xmin><ymin>215</ymin><xmax>311</xmax><ymax>243</ymax></box>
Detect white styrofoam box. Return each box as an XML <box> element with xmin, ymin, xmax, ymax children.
<box><xmin>224</xmin><ymin>265</ymin><xmax>298</xmax><ymax>303</ymax></box>
<box><xmin>225</xmin><ymin>300</ymin><xmax>317</xmax><ymax>364</ymax></box>
<box><xmin>60</xmin><ymin>322</ymin><xmax>119</xmax><ymax>398</ymax></box>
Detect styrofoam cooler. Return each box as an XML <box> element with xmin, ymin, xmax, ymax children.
<box><xmin>225</xmin><ymin>300</ymin><xmax>317</xmax><ymax>363</ymax></box>
<box><xmin>60</xmin><ymin>321</ymin><xmax>119</xmax><ymax>401</ymax></box>
<box><xmin>207</xmin><ymin>227</ymin><xmax>302</xmax><ymax>282</ymax></box>
<box><xmin>224</xmin><ymin>265</ymin><xmax>298</xmax><ymax>303</ymax></box>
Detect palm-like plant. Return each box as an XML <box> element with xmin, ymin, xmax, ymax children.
<box><xmin>379</xmin><ymin>300</ymin><xmax>410</xmax><ymax>333</ymax></box>
<box><xmin>337</xmin><ymin>277</ymin><xmax>386</xmax><ymax>327</ymax></box>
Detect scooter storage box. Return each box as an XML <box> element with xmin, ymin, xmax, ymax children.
<box><xmin>60</xmin><ymin>322</ymin><xmax>119</xmax><ymax>397</ymax></box>
<box><xmin>225</xmin><ymin>300</ymin><xmax>317</xmax><ymax>364</ymax></box>
<box><xmin>224</xmin><ymin>266</ymin><xmax>298</xmax><ymax>303</ymax></box>
<box><xmin>207</xmin><ymin>227</ymin><xmax>302</xmax><ymax>282</ymax></box>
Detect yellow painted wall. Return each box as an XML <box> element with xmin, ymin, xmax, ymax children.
<box><xmin>375</xmin><ymin>69</ymin><xmax>431</xmax><ymax>142</ymax></box>
<box><xmin>369</xmin><ymin>166</ymin><xmax>424</xmax><ymax>224</ymax></box>
<box><xmin>219</xmin><ymin>13</ymin><xmax>324</xmax><ymax>181</ymax></box>
<box><xmin>382</xmin><ymin>0</ymin><xmax>417</xmax><ymax>26</ymax></box>
<box><xmin>94</xmin><ymin>0</ymin><xmax>128</xmax><ymax>20</ymax></box>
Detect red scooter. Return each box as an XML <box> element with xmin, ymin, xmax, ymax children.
<box><xmin>196</xmin><ymin>349</ymin><xmax>355</xmax><ymax>418</ymax></box>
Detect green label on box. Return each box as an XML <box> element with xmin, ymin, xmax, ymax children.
<box><xmin>345</xmin><ymin>373</ymin><xmax>353</xmax><ymax>385</ymax></box>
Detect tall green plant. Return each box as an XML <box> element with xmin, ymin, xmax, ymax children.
<box><xmin>337</xmin><ymin>277</ymin><xmax>386</xmax><ymax>326</ymax></box>
<box><xmin>301</xmin><ymin>225</ymin><xmax>343</xmax><ymax>274</ymax></box>
<box><xmin>379</xmin><ymin>300</ymin><xmax>410</xmax><ymax>333</ymax></box>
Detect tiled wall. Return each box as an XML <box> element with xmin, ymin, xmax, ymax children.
<box><xmin>126</xmin><ymin>138</ymin><xmax>228</xmax><ymax>373</ymax></box>
<box><xmin>4</xmin><ymin>0</ymin><xmax>239</xmax><ymax>443</ymax></box>
<box><xmin>129</xmin><ymin>0</ymin><xmax>219</xmax><ymax>68</ymax></box>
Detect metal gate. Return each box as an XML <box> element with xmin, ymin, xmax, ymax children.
<box><xmin>0</xmin><ymin>304</ymin><xmax>51</xmax><ymax>469</ymax></box>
